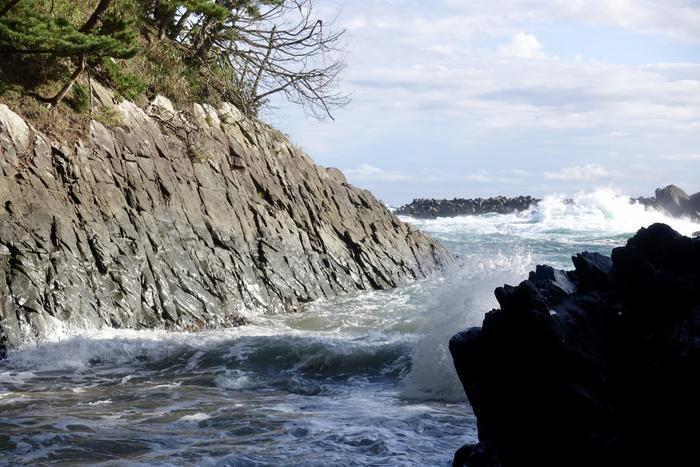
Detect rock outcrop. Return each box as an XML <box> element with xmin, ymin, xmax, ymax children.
<box><xmin>0</xmin><ymin>97</ymin><xmax>451</xmax><ymax>352</ymax></box>
<box><xmin>449</xmin><ymin>223</ymin><xmax>700</xmax><ymax>467</ymax></box>
<box><xmin>634</xmin><ymin>184</ymin><xmax>700</xmax><ymax>220</ymax></box>
<box><xmin>395</xmin><ymin>196</ymin><xmax>540</xmax><ymax>219</ymax></box>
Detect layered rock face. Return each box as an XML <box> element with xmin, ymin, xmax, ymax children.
<box><xmin>450</xmin><ymin>224</ymin><xmax>700</xmax><ymax>467</ymax></box>
<box><xmin>0</xmin><ymin>98</ymin><xmax>450</xmax><ymax>352</ymax></box>
<box><xmin>395</xmin><ymin>196</ymin><xmax>539</xmax><ymax>219</ymax></box>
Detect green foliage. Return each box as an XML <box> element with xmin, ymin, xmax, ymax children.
<box><xmin>0</xmin><ymin>0</ymin><xmax>345</xmax><ymax>118</ymax></box>
<box><xmin>69</xmin><ymin>82</ymin><xmax>90</xmax><ymax>112</ymax></box>
<box><xmin>102</xmin><ymin>59</ymin><xmax>146</xmax><ymax>101</ymax></box>
<box><xmin>0</xmin><ymin>2</ymin><xmax>137</xmax><ymax>59</ymax></box>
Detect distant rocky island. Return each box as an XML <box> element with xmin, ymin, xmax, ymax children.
<box><xmin>395</xmin><ymin>184</ymin><xmax>700</xmax><ymax>221</ymax></box>
<box><xmin>449</xmin><ymin>224</ymin><xmax>700</xmax><ymax>467</ymax></box>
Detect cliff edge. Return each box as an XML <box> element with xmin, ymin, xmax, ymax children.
<box><xmin>0</xmin><ymin>94</ymin><xmax>450</xmax><ymax>351</ymax></box>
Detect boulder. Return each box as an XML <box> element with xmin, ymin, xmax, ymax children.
<box><xmin>450</xmin><ymin>223</ymin><xmax>700</xmax><ymax>467</ymax></box>
<box><xmin>654</xmin><ymin>184</ymin><xmax>690</xmax><ymax>217</ymax></box>
<box><xmin>146</xmin><ymin>95</ymin><xmax>176</xmax><ymax>121</ymax></box>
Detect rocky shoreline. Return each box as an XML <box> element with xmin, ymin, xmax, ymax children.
<box><xmin>395</xmin><ymin>185</ymin><xmax>700</xmax><ymax>220</ymax></box>
<box><xmin>634</xmin><ymin>184</ymin><xmax>700</xmax><ymax>220</ymax></box>
<box><xmin>395</xmin><ymin>196</ymin><xmax>540</xmax><ymax>218</ymax></box>
<box><xmin>449</xmin><ymin>223</ymin><xmax>700</xmax><ymax>467</ymax></box>
<box><xmin>0</xmin><ymin>93</ymin><xmax>451</xmax><ymax>354</ymax></box>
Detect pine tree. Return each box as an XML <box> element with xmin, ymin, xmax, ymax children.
<box><xmin>0</xmin><ymin>0</ymin><xmax>137</xmax><ymax>106</ymax></box>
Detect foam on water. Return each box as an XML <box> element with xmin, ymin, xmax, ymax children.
<box><xmin>405</xmin><ymin>188</ymin><xmax>698</xmax><ymax>239</ymax></box>
<box><xmin>1</xmin><ymin>189</ymin><xmax>698</xmax><ymax>465</ymax></box>
<box><xmin>401</xmin><ymin>250</ymin><xmax>534</xmax><ymax>402</ymax></box>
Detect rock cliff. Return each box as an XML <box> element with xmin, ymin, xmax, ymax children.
<box><xmin>0</xmin><ymin>95</ymin><xmax>450</xmax><ymax>352</ymax></box>
<box><xmin>449</xmin><ymin>224</ymin><xmax>700</xmax><ymax>467</ymax></box>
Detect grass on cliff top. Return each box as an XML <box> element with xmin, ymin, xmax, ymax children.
<box><xmin>0</xmin><ymin>0</ymin><xmax>239</xmax><ymax>141</ymax></box>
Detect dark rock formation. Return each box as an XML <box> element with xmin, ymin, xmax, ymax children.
<box><xmin>0</xmin><ymin>96</ymin><xmax>450</xmax><ymax>352</ymax></box>
<box><xmin>395</xmin><ymin>196</ymin><xmax>540</xmax><ymax>219</ymax></box>
<box><xmin>633</xmin><ymin>184</ymin><xmax>700</xmax><ymax>220</ymax></box>
<box><xmin>449</xmin><ymin>223</ymin><xmax>700</xmax><ymax>467</ymax></box>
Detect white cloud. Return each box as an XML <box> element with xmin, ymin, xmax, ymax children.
<box><xmin>544</xmin><ymin>164</ymin><xmax>611</xmax><ymax>181</ymax></box>
<box><xmin>662</xmin><ymin>153</ymin><xmax>700</xmax><ymax>161</ymax></box>
<box><xmin>464</xmin><ymin>169</ymin><xmax>531</xmax><ymax>183</ymax></box>
<box><xmin>344</xmin><ymin>163</ymin><xmax>411</xmax><ymax>182</ymax></box>
<box><xmin>498</xmin><ymin>33</ymin><xmax>547</xmax><ymax>59</ymax></box>
<box><xmin>464</xmin><ymin>170</ymin><xmax>492</xmax><ymax>182</ymax></box>
<box><xmin>274</xmin><ymin>0</ymin><xmax>700</xmax><ymax>202</ymax></box>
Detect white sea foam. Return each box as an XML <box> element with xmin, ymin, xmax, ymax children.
<box><xmin>404</xmin><ymin>188</ymin><xmax>699</xmax><ymax>239</ymax></box>
<box><xmin>400</xmin><ymin>250</ymin><xmax>534</xmax><ymax>402</ymax></box>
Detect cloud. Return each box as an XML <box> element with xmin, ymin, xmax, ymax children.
<box><xmin>544</xmin><ymin>164</ymin><xmax>611</xmax><ymax>181</ymax></box>
<box><xmin>464</xmin><ymin>169</ymin><xmax>532</xmax><ymax>183</ymax></box>
<box><xmin>498</xmin><ymin>32</ymin><xmax>547</xmax><ymax>59</ymax></box>
<box><xmin>344</xmin><ymin>163</ymin><xmax>411</xmax><ymax>182</ymax></box>
<box><xmin>662</xmin><ymin>153</ymin><xmax>700</xmax><ymax>161</ymax></box>
<box><xmin>273</xmin><ymin>0</ymin><xmax>700</xmax><ymax>202</ymax></box>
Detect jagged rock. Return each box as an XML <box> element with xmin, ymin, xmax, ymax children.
<box><xmin>0</xmin><ymin>102</ymin><xmax>451</xmax><ymax>352</ymax></box>
<box><xmin>0</xmin><ymin>104</ymin><xmax>31</xmax><ymax>152</ymax></box>
<box><xmin>635</xmin><ymin>184</ymin><xmax>700</xmax><ymax>219</ymax></box>
<box><xmin>654</xmin><ymin>184</ymin><xmax>690</xmax><ymax>217</ymax></box>
<box><xmin>395</xmin><ymin>196</ymin><xmax>540</xmax><ymax>219</ymax></box>
<box><xmin>450</xmin><ymin>223</ymin><xmax>700</xmax><ymax>467</ymax></box>
<box><xmin>146</xmin><ymin>95</ymin><xmax>176</xmax><ymax>121</ymax></box>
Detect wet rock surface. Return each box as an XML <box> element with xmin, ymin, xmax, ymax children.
<box><xmin>0</xmin><ymin>99</ymin><xmax>451</xmax><ymax>351</ymax></box>
<box><xmin>395</xmin><ymin>196</ymin><xmax>540</xmax><ymax>219</ymax></box>
<box><xmin>450</xmin><ymin>223</ymin><xmax>700</xmax><ymax>467</ymax></box>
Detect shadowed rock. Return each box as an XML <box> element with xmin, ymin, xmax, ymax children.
<box><xmin>449</xmin><ymin>223</ymin><xmax>700</xmax><ymax>467</ymax></box>
<box><xmin>0</xmin><ymin>99</ymin><xmax>451</xmax><ymax>352</ymax></box>
<box><xmin>395</xmin><ymin>196</ymin><xmax>540</xmax><ymax>219</ymax></box>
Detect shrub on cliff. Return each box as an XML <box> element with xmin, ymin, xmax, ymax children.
<box><xmin>0</xmin><ymin>0</ymin><xmax>348</xmax><ymax>119</ymax></box>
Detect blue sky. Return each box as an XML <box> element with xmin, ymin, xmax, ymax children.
<box><xmin>269</xmin><ymin>0</ymin><xmax>700</xmax><ymax>205</ymax></box>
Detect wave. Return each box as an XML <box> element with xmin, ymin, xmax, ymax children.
<box><xmin>400</xmin><ymin>250</ymin><xmax>534</xmax><ymax>402</ymax></box>
<box><xmin>403</xmin><ymin>188</ymin><xmax>699</xmax><ymax>239</ymax></box>
<box><xmin>0</xmin><ymin>326</ymin><xmax>415</xmax><ymax>388</ymax></box>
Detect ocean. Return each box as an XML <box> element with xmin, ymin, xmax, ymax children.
<box><xmin>1</xmin><ymin>189</ymin><xmax>698</xmax><ymax>466</ymax></box>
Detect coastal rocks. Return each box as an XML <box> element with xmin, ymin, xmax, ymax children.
<box><xmin>395</xmin><ymin>196</ymin><xmax>540</xmax><ymax>219</ymax></box>
<box><xmin>634</xmin><ymin>184</ymin><xmax>700</xmax><ymax>220</ymax></box>
<box><xmin>0</xmin><ymin>98</ymin><xmax>451</xmax><ymax>352</ymax></box>
<box><xmin>655</xmin><ymin>184</ymin><xmax>690</xmax><ymax>216</ymax></box>
<box><xmin>449</xmin><ymin>223</ymin><xmax>700</xmax><ymax>467</ymax></box>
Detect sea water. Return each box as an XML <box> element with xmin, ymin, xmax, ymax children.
<box><xmin>1</xmin><ymin>189</ymin><xmax>698</xmax><ymax>466</ymax></box>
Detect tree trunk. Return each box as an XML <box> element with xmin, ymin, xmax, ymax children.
<box><xmin>80</xmin><ymin>0</ymin><xmax>112</xmax><ymax>33</ymax></box>
<box><xmin>47</xmin><ymin>56</ymin><xmax>85</xmax><ymax>108</ymax></box>
<box><xmin>171</xmin><ymin>10</ymin><xmax>191</xmax><ymax>39</ymax></box>
<box><xmin>158</xmin><ymin>9</ymin><xmax>175</xmax><ymax>39</ymax></box>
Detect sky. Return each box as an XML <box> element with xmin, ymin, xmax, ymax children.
<box><xmin>268</xmin><ymin>0</ymin><xmax>700</xmax><ymax>205</ymax></box>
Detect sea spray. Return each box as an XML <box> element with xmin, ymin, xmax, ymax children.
<box><xmin>401</xmin><ymin>250</ymin><xmax>533</xmax><ymax>402</ymax></box>
<box><xmin>1</xmin><ymin>189</ymin><xmax>698</xmax><ymax>465</ymax></box>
